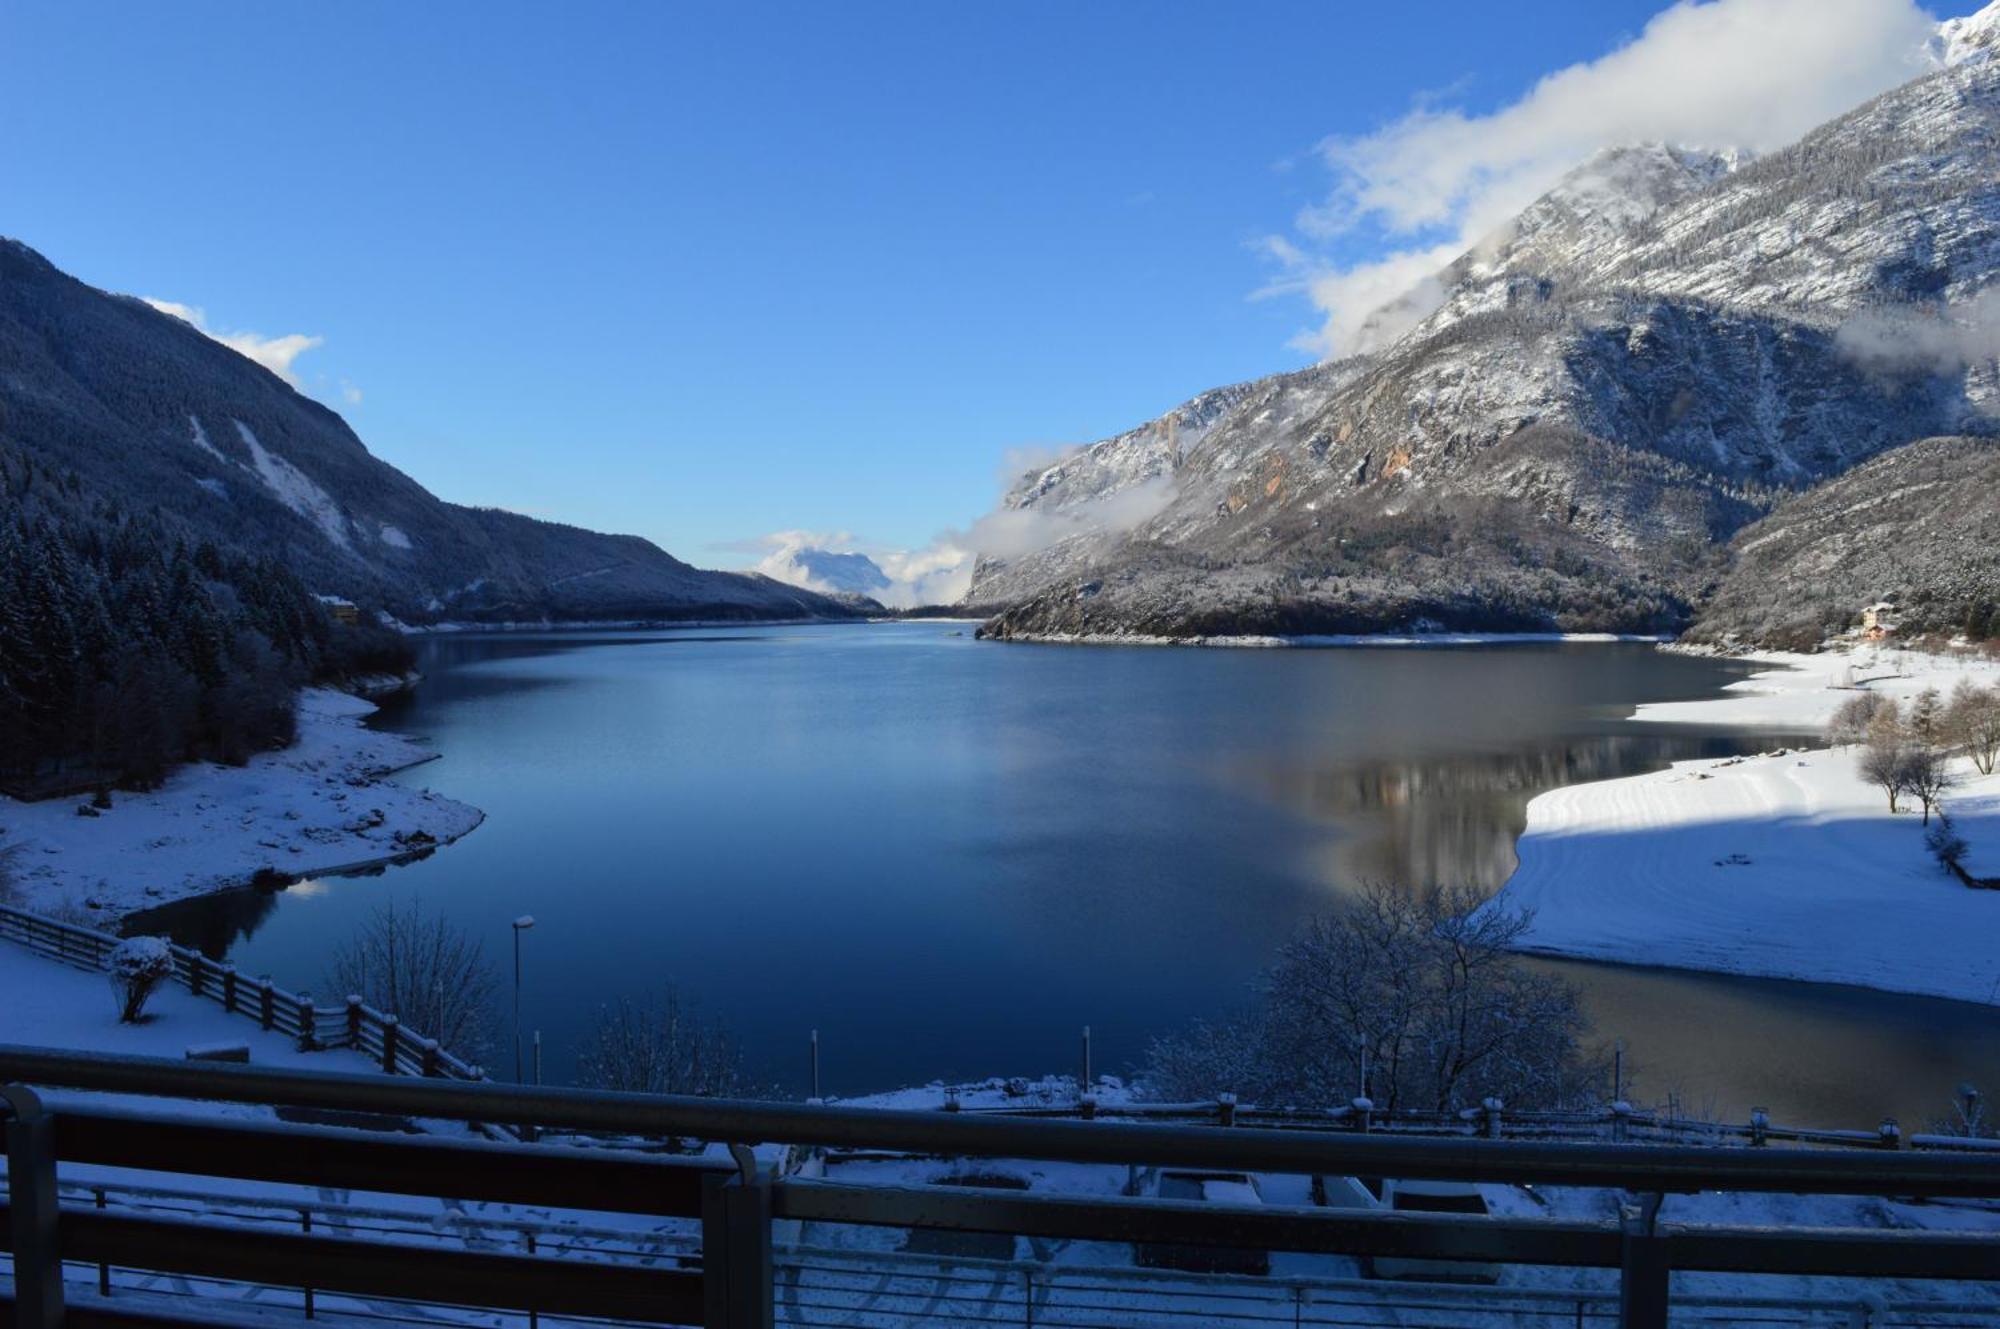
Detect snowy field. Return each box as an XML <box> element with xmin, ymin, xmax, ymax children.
<box><xmin>1489</xmin><ymin>646</ymin><xmax>2000</xmax><ymax>1003</ymax></box>
<box><xmin>0</xmin><ymin>688</ymin><xmax>484</xmax><ymax>923</ymax></box>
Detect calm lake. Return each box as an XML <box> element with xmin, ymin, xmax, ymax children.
<box><xmin>141</xmin><ymin>623</ymin><xmax>2000</xmax><ymax>1128</ymax></box>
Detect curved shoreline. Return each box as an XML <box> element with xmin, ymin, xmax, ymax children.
<box><xmin>981</xmin><ymin>629</ymin><xmax>1673</xmax><ymax>649</ymax></box>
<box><xmin>1486</xmin><ymin>645</ymin><xmax>2000</xmax><ymax>1006</ymax></box>
<box><xmin>0</xmin><ymin>688</ymin><xmax>486</xmax><ymax>927</ymax></box>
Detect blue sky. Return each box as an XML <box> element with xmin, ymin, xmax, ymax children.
<box><xmin>3</xmin><ymin>1</ymin><xmax>1978</xmax><ymax>574</ymax></box>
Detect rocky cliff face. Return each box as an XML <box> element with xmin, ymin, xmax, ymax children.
<box><xmin>0</xmin><ymin>239</ymin><xmax>861</xmax><ymax>625</ymax></box>
<box><xmin>972</xmin><ymin>54</ymin><xmax>2000</xmax><ymax>642</ymax></box>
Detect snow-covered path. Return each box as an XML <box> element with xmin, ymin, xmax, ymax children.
<box><xmin>1488</xmin><ymin>647</ymin><xmax>2000</xmax><ymax>1004</ymax></box>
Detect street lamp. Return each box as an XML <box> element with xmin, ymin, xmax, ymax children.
<box><xmin>512</xmin><ymin>916</ymin><xmax>536</xmax><ymax>1082</ymax></box>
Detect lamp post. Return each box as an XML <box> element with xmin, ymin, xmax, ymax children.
<box><xmin>511</xmin><ymin>916</ymin><xmax>536</xmax><ymax>1082</ymax></box>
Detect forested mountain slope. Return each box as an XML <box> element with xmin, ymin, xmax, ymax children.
<box><xmin>0</xmin><ymin>239</ymin><xmax>860</xmax><ymax>626</ymax></box>
<box><xmin>1685</xmin><ymin>436</ymin><xmax>2000</xmax><ymax>649</ymax></box>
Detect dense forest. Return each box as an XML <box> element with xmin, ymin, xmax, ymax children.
<box><xmin>0</xmin><ymin>445</ymin><xmax>414</xmax><ymax>797</ymax></box>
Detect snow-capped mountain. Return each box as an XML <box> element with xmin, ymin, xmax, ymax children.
<box><xmin>0</xmin><ymin>239</ymin><xmax>860</xmax><ymax>625</ymax></box>
<box><xmin>971</xmin><ymin>31</ymin><xmax>2000</xmax><ymax>643</ymax></box>
<box><xmin>763</xmin><ymin>545</ymin><xmax>893</xmax><ymax>598</ymax></box>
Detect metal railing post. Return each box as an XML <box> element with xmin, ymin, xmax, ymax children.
<box><xmin>712</xmin><ymin>1144</ymin><xmax>773</xmax><ymax>1329</ymax></box>
<box><xmin>1617</xmin><ymin>1193</ymin><xmax>1668</xmax><ymax>1329</ymax></box>
<box><xmin>3</xmin><ymin>1083</ymin><xmax>65</xmax><ymax>1329</ymax></box>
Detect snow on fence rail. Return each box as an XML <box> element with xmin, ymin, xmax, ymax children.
<box><xmin>0</xmin><ymin>902</ymin><xmax>483</xmax><ymax>1081</ymax></box>
<box><xmin>927</xmin><ymin>1093</ymin><xmax>1971</xmax><ymax>1154</ymax></box>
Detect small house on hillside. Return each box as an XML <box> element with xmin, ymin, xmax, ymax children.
<box><xmin>1861</xmin><ymin>601</ymin><xmax>1899</xmax><ymax>642</ymax></box>
<box><xmin>314</xmin><ymin>594</ymin><xmax>362</xmax><ymax>626</ymax></box>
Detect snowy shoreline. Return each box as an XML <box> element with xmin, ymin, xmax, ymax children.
<box><xmin>989</xmin><ymin>629</ymin><xmax>1673</xmax><ymax>649</ymax></box>
<box><xmin>1487</xmin><ymin>645</ymin><xmax>2000</xmax><ymax>1006</ymax></box>
<box><xmin>0</xmin><ymin>688</ymin><xmax>485</xmax><ymax>926</ymax></box>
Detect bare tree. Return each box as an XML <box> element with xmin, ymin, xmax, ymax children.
<box><xmin>577</xmin><ymin>986</ymin><xmax>745</xmax><ymax>1097</ymax></box>
<box><xmin>1825</xmin><ymin>691</ymin><xmax>1887</xmax><ymax>748</ymax></box>
<box><xmin>324</xmin><ymin>899</ymin><xmax>497</xmax><ymax>1060</ymax></box>
<box><xmin>1900</xmin><ymin>746</ymin><xmax>1957</xmax><ymax>827</ymax></box>
<box><xmin>1945</xmin><ymin>681</ymin><xmax>2000</xmax><ymax>776</ymax></box>
<box><xmin>1144</xmin><ymin>883</ymin><xmax>1600</xmax><ymax>1112</ymax></box>
<box><xmin>1909</xmin><ymin>687</ymin><xmax>1945</xmax><ymax>747</ymax></box>
<box><xmin>1859</xmin><ymin>716</ymin><xmax>1912</xmax><ymax>814</ymax></box>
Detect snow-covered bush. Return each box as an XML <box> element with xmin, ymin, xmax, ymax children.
<box><xmin>105</xmin><ymin>936</ymin><xmax>175</xmax><ymax>1023</ymax></box>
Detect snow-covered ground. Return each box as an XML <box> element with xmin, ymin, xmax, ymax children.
<box><xmin>0</xmin><ymin>943</ymin><xmax>376</xmax><ymax>1077</ymax></box>
<box><xmin>1489</xmin><ymin>645</ymin><xmax>2000</xmax><ymax>1003</ymax></box>
<box><xmin>0</xmin><ymin>688</ymin><xmax>484</xmax><ymax>923</ymax></box>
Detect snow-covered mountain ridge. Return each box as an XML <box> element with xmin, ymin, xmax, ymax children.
<box><xmin>970</xmin><ymin>33</ymin><xmax>2000</xmax><ymax>645</ymax></box>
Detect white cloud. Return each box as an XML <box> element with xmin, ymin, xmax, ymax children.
<box><xmin>744</xmin><ymin>472</ymin><xmax>1182</xmax><ymax>609</ymax></box>
<box><xmin>143</xmin><ymin>297</ymin><xmax>327</xmax><ymax>388</ymax></box>
<box><xmin>959</xmin><ymin>476</ymin><xmax>1177</xmax><ymax>562</ymax></box>
<box><xmin>1836</xmin><ymin>288</ymin><xmax>2000</xmax><ymax>375</ymax></box>
<box><xmin>1266</xmin><ymin>0</ymin><xmax>1939</xmax><ymax>358</ymax></box>
<box><xmin>747</xmin><ymin>529</ymin><xmax>964</xmax><ymax>608</ymax></box>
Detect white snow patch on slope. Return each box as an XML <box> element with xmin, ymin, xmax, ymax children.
<box><xmin>186</xmin><ymin>414</ymin><xmax>229</xmax><ymax>464</ymax></box>
<box><xmin>1485</xmin><ymin>647</ymin><xmax>2000</xmax><ymax>1005</ymax></box>
<box><xmin>194</xmin><ymin>477</ymin><xmax>229</xmax><ymax>499</ymax></box>
<box><xmin>233</xmin><ymin>420</ymin><xmax>352</xmax><ymax>550</ymax></box>
<box><xmin>379</xmin><ymin>524</ymin><xmax>413</xmax><ymax>550</ymax></box>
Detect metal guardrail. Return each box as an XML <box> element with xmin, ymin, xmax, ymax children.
<box><xmin>3</xmin><ymin>1047</ymin><xmax>2000</xmax><ymax>1329</ymax></box>
<box><xmin>0</xmin><ymin>905</ymin><xmax>482</xmax><ymax>1081</ymax></box>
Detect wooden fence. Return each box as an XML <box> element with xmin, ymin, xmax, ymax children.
<box><xmin>0</xmin><ymin>902</ymin><xmax>484</xmax><ymax>1081</ymax></box>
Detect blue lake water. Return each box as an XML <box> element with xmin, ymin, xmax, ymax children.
<box><xmin>140</xmin><ymin>623</ymin><xmax>2000</xmax><ymax>1128</ymax></box>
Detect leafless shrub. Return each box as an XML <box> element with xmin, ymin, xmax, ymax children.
<box><xmin>1931</xmin><ymin>1084</ymin><xmax>1995</xmax><ymax>1140</ymax></box>
<box><xmin>324</xmin><ymin>899</ymin><xmax>497</xmax><ymax>1060</ymax></box>
<box><xmin>1144</xmin><ymin>882</ymin><xmax>1600</xmax><ymax>1112</ymax></box>
<box><xmin>576</xmin><ymin>986</ymin><xmax>745</xmax><ymax>1097</ymax></box>
<box><xmin>1826</xmin><ymin>692</ymin><xmax>1887</xmax><ymax>748</ymax></box>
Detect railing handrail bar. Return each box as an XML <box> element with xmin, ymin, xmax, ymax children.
<box><xmin>10</xmin><ymin>1045</ymin><xmax>2000</xmax><ymax>1197</ymax></box>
